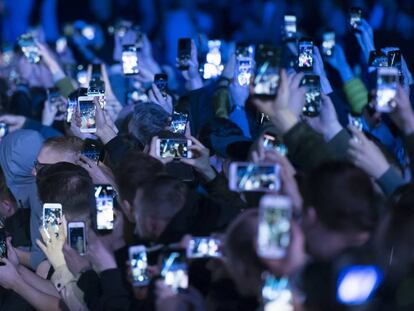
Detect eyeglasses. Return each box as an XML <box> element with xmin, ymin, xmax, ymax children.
<box><xmin>33</xmin><ymin>160</ymin><xmax>48</xmax><ymax>172</ymax></box>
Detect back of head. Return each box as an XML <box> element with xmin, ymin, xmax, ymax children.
<box><xmin>303</xmin><ymin>161</ymin><xmax>381</xmax><ymax>233</ymax></box>
<box><xmin>128</xmin><ymin>102</ymin><xmax>170</xmax><ymax>146</ymax></box>
<box><xmin>43</xmin><ymin>136</ymin><xmax>83</xmax><ymax>155</ymax></box>
<box><xmin>224</xmin><ymin>209</ymin><xmax>265</xmax><ymax>296</ymax></box>
<box><xmin>36</xmin><ymin>162</ymin><xmax>95</xmax><ymax>221</ymax></box>
<box><xmin>114</xmin><ymin>150</ymin><xmax>165</xmax><ymax>205</ymax></box>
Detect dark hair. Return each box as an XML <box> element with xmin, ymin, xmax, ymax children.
<box><xmin>0</xmin><ymin>166</ymin><xmax>15</xmax><ymax>203</ymax></box>
<box><xmin>302</xmin><ymin>161</ymin><xmax>381</xmax><ymax>232</ymax></box>
<box><xmin>114</xmin><ymin>151</ymin><xmax>166</xmax><ymax>204</ymax></box>
<box><xmin>36</xmin><ymin>162</ymin><xmax>95</xmax><ymax>220</ymax></box>
<box><xmin>128</xmin><ymin>102</ymin><xmax>170</xmax><ymax>146</ymax></box>
<box><xmin>137</xmin><ymin>175</ymin><xmax>187</xmax><ymax>219</ymax></box>
<box><xmin>43</xmin><ymin>136</ymin><xmax>83</xmax><ymax>154</ymax></box>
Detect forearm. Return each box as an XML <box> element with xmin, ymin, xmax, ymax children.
<box><xmin>13</xmin><ymin>277</ymin><xmax>62</xmax><ymax>311</ymax></box>
<box><xmin>185</xmin><ymin>76</ymin><xmax>203</xmax><ymax>91</ymax></box>
<box><xmin>16</xmin><ymin>248</ymin><xmax>31</xmax><ymax>268</ymax></box>
<box><xmin>18</xmin><ymin>265</ymin><xmax>60</xmax><ymax>298</ymax></box>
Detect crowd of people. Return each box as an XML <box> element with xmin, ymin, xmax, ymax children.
<box><xmin>0</xmin><ymin>0</ymin><xmax>414</xmax><ymax>310</ymax></box>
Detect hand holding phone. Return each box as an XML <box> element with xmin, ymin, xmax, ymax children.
<box><xmin>229</xmin><ymin>162</ymin><xmax>281</xmax><ymax>192</ymax></box>
<box><xmin>349</xmin><ymin>7</ymin><xmax>362</xmax><ymax>29</ymax></box>
<box><xmin>253</xmin><ymin>45</ymin><xmax>281</xmax><ymax>98</ymax></box>
<box><xmin>18</xmin><ymin>34</ymin><xmax>41</xmax><ymax>64</ymax></box>
<box><xmin>129</xmin><ymin>245</ymin><xmax>150</xmax><ymax>286</ymax></box>
<box><xmin>156</xmin><ymin>138</ymin><xmax>192</xmax><ymax>159</ymax></box>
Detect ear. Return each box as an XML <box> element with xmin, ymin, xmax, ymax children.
<box><xmin>120</xmin><ymin>199</ymin><xmax>134</xmax><ymax>223</ymax></box>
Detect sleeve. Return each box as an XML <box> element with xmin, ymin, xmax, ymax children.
<box><xmin>55</xmin><ymin>77</ymin><xmax>76</xmax><ymax>98</ymax></box>
<box><xmin>104</xmin><ymin>136</ymin><xmax>133</xmax><ymax>167</ymax></box>
<box><xmin>23</xmin><ymin>118</ymin><xmax>62</xmax><ymax>139</ymax></box>
<box><xmin>51</xmin><ymin>265</ymin><xmax>88</xmax><ymax>311</ymax></box>
<box><xmin>77</xmin><ymin>269</ymin><xmax>102</xmax><ymax>311</ymax></box>
<box><xmin>212</xmin><ymin>87</ymin><xmax>230</xmax><ymax>119</ymax></box>
<box><xmin>342</xmin><ymin>78</ymin><xmax>368</xmax><ymax>115</ymax></box>
<box><xmin>327</xmin><ymin>129</ymin><xmax>352</xmax><ymax>160</ymax></box>
<box><xmin>376</xmin><ymin>167</ymin><xmax>407</xmax><ymax>197</ymax></box>
<box><xmin>283</xmin><ymin>122</ymin><xmax>337</xmax><ymax>172</ymax></box>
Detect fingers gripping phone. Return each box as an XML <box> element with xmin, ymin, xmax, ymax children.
<box><xmin>68</xmin><ymin>222</ymin><xmax>86</xmax><ymax>256</ymax></box>
<box><xmin>257</xmin><ymin>195</ymin><xmax>292</xmax><ymax>259</ymax></box>
<box><xmin>129</xmin><ymin>245</ymin><xmax>150</xmax><ymax>286</ymax></box>
<box><xmin>94</xmin><ymin>185</ymin><xmax>115</xmax><ymax>234</ymax></box>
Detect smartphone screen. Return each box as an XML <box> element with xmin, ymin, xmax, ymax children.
<box><xmin>236</xmin><ymin>43</ymin><xmax>254</xmax><ymax>60</ymax></box>
<box><xmin>368</xmin><ymin>51</ymin><xmax>388</xmax><ymax>68</ymax></box>
<box><xmin>348</xmin><ymin>114</ymin><xmax>363</xmax><ymax>131</ymax></box>
<box><xmin>262</xmin><ymin>273</ymin><xmax>293</xmax><ymax>311</ymax></box>
<box><xmin>18</xmin><ymin>34</ymin><xmax>40</xmax><ymax>64</ymax></box>
<box><xmin>66</xmin><ymin>97</ymin><xmax>77</xmax><ymax>123</ymax></box>
<box><xmin>68</xmin><ymin>222</ymin><xmax>86</xmax><ymax>256</ymax></box>
<box><xmin>229</xmin><ymin>163</ymin><xmax>281</xmax><ymax>192</ymax></box>
<box><xmin>81</xmin><ymin>139</ymin><xmax>103</xmax><ymax>163</ymax></box>
<box><xmin>387</xmin><ymin>50</ymin><xmax>402</xmax><ymax>69</ymax></box>
<box><xmin>43</xmin><ymin>203</ymin><xmax>63</xmax><ymax>231</ymax></box>
<box><xmin>301</xmin><ymin>75</ymin><xmax>321</xmax><ymax>117</ymax></box>
<box><xmin>178</xmin><ymin>38</ymin><xmax>192</xmax><ymax>70</ymax></box>
<box><xmin>0</xmin><ymin>229</ymin><xmax>7</xmax><ymax>260</ymax></box>
<box><xmin>257</xmin><ymin>195</ymin><xmax>292</xmax><ymax>259</ymax></box>
<box><xmin>157</xmin><ymin>138</ymin><xmax>191</xmax><ymax>159</ymax></box>
<box><xmin>0</xmin><ymin>123</ymin><xmax>9</xmax><ymax>138</ymax></box>
<box><xmin>349</xmin><ymin>7</ymin><xmax>362</xmax><ymax>29</ymax></box>
<box><xmin>79</xmin><ymin>97</ymin><xmax>97</xmax><ymax>133</ymax></box>
<box><xmin>263</xmin><ymin>133</ymin><xmax>288</xmax><ymax>156</ymax></box>
<box><xmin>298</xmin><ymin>39</ymin><xmax>314</xmax><ymax>70</ymax></box>
<box><xmin>254</xmin><ymin>45</ymin><xmax>281</xmax><ymax>97</ymax></box>
<box><xmin>322</xmin><ymin>32</ymin><xmax>335</xmax><ymax>57</ymax></box>
<box><xmin>161</xmin><ymin>251</ymin><xmax>188</xmax><ymax>293</ymax></box>
<box><xmin>56</xmin><ymin>37</ymin><xmax>67</xmax><ymax>54</ymax></box>
<box><xmin>203</xmin><ymin>40</ymin><xmax>223</xmax><ymax>79</ymax></box>
<box><xmin>122</xmin><ymin>45</ymin><xmax>139</xmax><ymax>75</ymax></box>
<box><xmin>237</xmin><ymin>59</ymin><xmax>253</xmax><ymax>87</ymax></box>
<box><xmin>94</xmin><ymin>185</ymin><xmax>115</xmax><ymax>232</ymax></box>
<box><xmin>170</xmin><ymin>111</ymin><xmax>188</xmax><ymax>135</ymax></box>
<box><xmin>154</xmin><ymin>73</ymin><xmax>168</xmax><ymax>97</ymax></box>
<box><xmin>187</xmin><ymin>237</ymin><xmax>222</xmax><ymax>259</ymax></box>
<box><xmin>376</xmin><ymin>67</ymin><xmax>398</xmax><ymax>113</ymax></box>
<box><xmin>284</xmin><ymin>15</ymin><xmax>297</xmax><ymax>39</ymax></box>
<box><xmin>129</xmin><ymin>246</ymin><xmax>150</xmax><ymax>286</ymax></box>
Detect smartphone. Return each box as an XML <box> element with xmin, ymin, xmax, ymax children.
<box><xmin>77</xmin><ymin>69</ymin><xmax>88</xmax><ymax>87</ymax></box>
<box><xmin>228</xmin><ymin>162</ymin><xmax>281</xmax><ymax>192</ymax></box>
<box><xmin>322</xmin><ymin>31</ymin><xmax>335</xmax><ymax>57</ymax></box>
<box><xmin>17</xmin><ymin>33</ymin><xmax>40</xmax><ymax>64</ymax></box>
<box><xmin>237</xmin><ymin>58</ymin><xmax>253</xmax><ymax>87</ymax></box>
<box><xmin>301</xmin><ymin>75</ymin><xmax>321</xmax><ymax>117</ymax></box>
<box><xmin>78</xmin><ymin>96</ymin><xmax>97</xmax><ymax>133</ymax></box>
<box><xmin>177</xmin><ymin>38</ymin><xmax>192</xmax><ymax>70</ymax></box>
<box><xmin>154</xmin><ymin>73</ymin><xmax>168</xmax><ymax>98</ymax></box>
<box><xmin>81</xmin><ymin>25</ymin><xmax>95</xmax><ymax>40</ymax></box>
<box><xmin>187</xmin><ymin>237</ymin><xmax>222</xmax><ymax>259</ymax></box>
<box><xmin>47</xmin><ymin>88</ymin><xmax>64</xmax><ymax>107</ymax></box>
<box><xmin>262</xmin><ymin>273</ymin><xmax>293</xmax><ymax>311</ymax></box>
<box><xmin>375</xmin><ymin>67</ymin><xmax>398</xmax><ymax>113</ymax></box>
<box><xmin>67</xmin><ymin>222</ymin><xmax>86</xmax><ymax>256</ymax></box>
<box><xmin>66</xmin><ymin>96</ymin><xmax>77</xmax><ymax>123</ymax></box>
<box><xmin>170</xmin><ymin>111</ymin><xmax>188</xmax><ymax>135</ymax></box>
<box><xmin>254</xmin><ymin>45</ymin><xmax>281</xmax><ymax>97</ymax></box>
<box><xmin>236</xmin><ymin>43</ymin><xmax>254</xmax><ymax>60</ymax></box>
<box><xmin>298</xmin><ymin>39</ymin><xmax>314</xmax><ymax>71</ymax></box>
<box><xmin>387</xmin><ymin>49</ymin><xmax>402</xmax><ymax>69</ymax></box>
<box><xmin>42</xmin><ymin>203</ymin><xmax>63</xmax><ymax>231</ymax></box>
<box><xmin>0</xmin><ymin>229</ymin><xmax>7</xmax><ymax>261</ymax></box>
<box><xmin>337</xmin><ymin>265</ymin><xmax>383</xmax><ymax>305</ymax></box>
<box><xmin>87</xmin><ymin>76</ymin><xmax>105</xmax><ymax>109</ymax></box>
<box><xmin>349</xmin><ymin>7</ymin><xmax>362</xmax><ymax>29</ymax></box>
<box><xmin>0</xmin><ymin>123</ymin><xmax>9</xmax><ymax>138</ymax></box>
<box><xmin>94</xmin><ymin>185</ymin><xmax>115</xmax><ymax>233</ymax></box>
<box><xmin>55</xmin><ymin>37</ymin><xmax>67</xmax><ymax>54</ymax></box>
<box><xmin>368</xmin><ymin>50</ymin><xmax>388</xmax><ymax>68</ymax></box>
<box><xmin>262</xmin><ymin>133</ymin><xmax>288</xmax><ymax>156</ymax></box>
<box><xmin>82</xmin><ymin>139</ymin><xmax>104</xmax><ymax>163</ymax></box>
<box><xmin>257</xmin><ymin>195</ymin><xmax>292</xmax><ymax>259</ymax></box>
<box><xmin>283</xmin><ymin>15</ymin><xmax>297</xmax><ymax>39</ymax></box>
<box><xmin>156</xmin><ymin>138</ymin><xmax>192</xmax><ymax>159</ymax></box>
<box><xmin>129</xmin><ymin>245</ymin><xmax>150</xmax><ymax>286</ymax></box>
<box><xmin>202</xmin><ymin>40</ymin><xmax>223</xmax><ymax>79</ymax></box>
<box><xmin>122</xmin><ymin>45</ymin><xmax>139</xmax><ymax>76</ymax></box>
<box><xmin>348</xmin><ymin>114</ymin><xmax>363</xmax><ymax>131</ymax></box>
<box><xmin>161</xmin><ymin>250</ymin><xmax>189</xmax><ymax>293</ymax></box>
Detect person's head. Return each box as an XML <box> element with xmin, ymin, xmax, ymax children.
<box><xmin>34</xmin><ymin>136</ymin><xmax>83</xmax><ymax>175</ymax></box>
<box><xmin>301</xmin><ymin>161</ymin><xmax>381</xmax><ymax>260</ymax></box>
<box><xmin>224</xmin><ymin>209</ymin><xmax>266</xmax><ymax>297</ymax></box>
<box><xmin>114</xmin><ymin>151</ymin><xmax>166</xmax><ymax>222</ymax></box>
<box><xmin>36</xmin><ymin>162</ymin><xmax>95</xmax><ymax>222</ymax></box>
<box><xmin>133</xmin><ymin>175</ymin><xmax>187</xmax><ymax>241</ymax></box>
<box><xmin>128</xmin><ymin>102</ymin><xmax>170</xmax><ymax>147</ymax></box>
<box><xmin>0</xmin><ymin>166</ymin><xmax>17</xmax><ymax>218</ymax></box>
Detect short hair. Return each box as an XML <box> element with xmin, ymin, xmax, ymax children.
<box><xmin>135</xmin><ymin>175</ymin><xmax>187</xmax><ymax>220</ymax></box>
<box><xmin>0</xmin><ymin>166</ymin><xmax>15</xmax><ymax>203</ymax></box>
<box><xmin>114</xmin><ymin>151</ymin><xmax>165</xmax><ymax>204</ymax></box>
<box><xmin>302</xmin><ymin>161</ymin><xmax>381</xmax><ymax>232</ymax></box>
<box><xmin>128</xmin><ymin>102</ymin><xmax>170</xmax><ymax>146</ymax></box>
<box><xmin>43</xmin><ymin>136</ymin><xmax>83</xmax><ymax>154</ymax></box>
<box><xmin>36</xmin><ymin>162</ymin><xmax>95</xmax><ymax>220</ymax></box>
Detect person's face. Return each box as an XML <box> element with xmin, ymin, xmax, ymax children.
<box><xmin>33</xmin><ymin>146</ymin><xmax>79</xmax><ymax>175</ymax></box>
<box><xmin>0</xmin><ymin>199</ymin><xmax>17</xmax><ymax>218</ymax></box>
